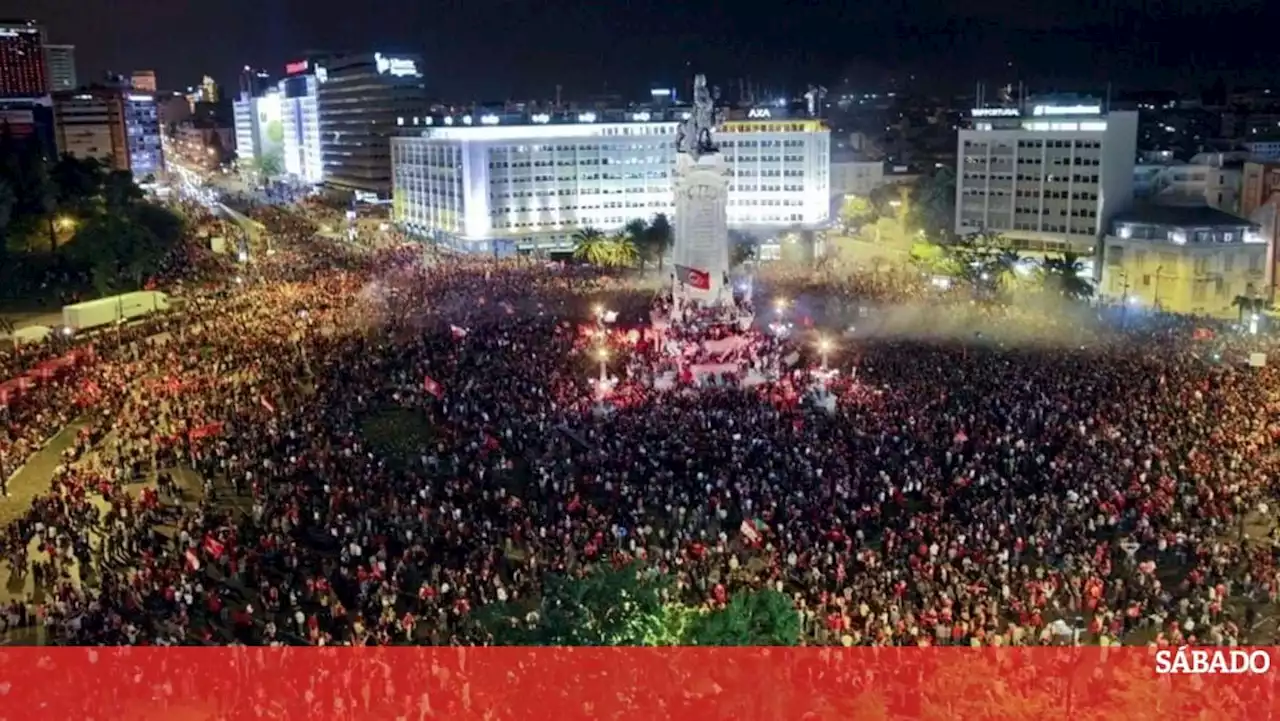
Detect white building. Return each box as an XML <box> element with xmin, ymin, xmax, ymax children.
<box><xmin>1133</xmin><ymin>157</ymin><xmax>1242</xmax><ymax>214</ymax></box>
<box><xmin>43</xmin><ymin>44</ymin><xmax>76</xmax><ymax>92</ymax></box>
<box><xmin>277</xmin><ymin>66</ymin><xmax>323</xmax><ymax>184</ymax></box>
<box><xmin>233</xmin><ymin>89</ymin><xmax>282</xmax><ymax>170</ymax></box>
<box><xmin>390</xmin><ymin>111</ymin><xmax>829</xmax><ymax>253</ymax></box>
<box><xmin>829</xmin><ymin>156</ymin><xmax>885</xmax><ymax>197</ymax></box>
<box><xmin>955</xmin><ymin>102</ymin><xmax>1138</xmax><ymax>256</ymax></box>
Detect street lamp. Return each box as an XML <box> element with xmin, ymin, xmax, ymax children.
<box><xmin>818</xmin><ymin>337</ymin><xmax>832</xmax><ymax>369</ymax></box>
<box><xmin>596</xmin><ymin>347</ymin><xmax>609</xmax><ymax>383</ymax></box>
<box><xmin>774</xmin><ymin>297</ymin><xmax>787</xmax><ymax>316</ymax></box>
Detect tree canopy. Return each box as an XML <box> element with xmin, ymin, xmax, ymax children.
<box><xmin>0</xmin><ymin>135</ymin><xmax>185</xmax><ymax>300</ymax></box>
<box><xmin>477</xmin><ymin>562</ymin><xmax>802</xmax><ymax>647</ymax></box>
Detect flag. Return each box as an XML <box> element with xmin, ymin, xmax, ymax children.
<box><xmin>1192</xmin><ymin>327</ymin><xmax>1214</xmax><ymax>341</ymax></box>
<box><xmin>184</xmin><ymin>548</ymin><xmax>201</xmax><ymax>571</ymax></box>
<box><xmin>953</xmin><ymin>430</ymin><xmax>968</xmax><ymax>444</ymax></box>
<box><xmin>450</xmin><ymin>325</ymin><xmax>469</xmax><ymax>340</ymax></box>
<box><xmin>500</xmin><ymin>301</ymin><xmax>515</xmax><ymax>316</ymax></box>
<box><xmin>188</xmin><ymin>422</ymin><xmax>224</xmax><ymax>440</ymax></box>
<box><xmin>423</xmin><ymin>375</ymin><xmax>444</xmax><ymax>399</ymax></box>
<box><xmin>674</xmin><ymin>264</ymin><xmax>711</xmax><ymax>290</ymax></box>
<box><xmin>260</xmin><ymin>396</ymin><xmax>276</xmax><ymax>413</ymax></box>
<box><xmin>202</xmin><ymin>535</ymin><xmax>225</xmax><ymax>560</ymax></box>
<box><xmin>740</xmin><ymin>520</ymin><xmax>761</xmax><ymax>544</ymax></box>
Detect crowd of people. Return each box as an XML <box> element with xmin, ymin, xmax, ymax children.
<box><xmin>0</xmin><ymin>199</ymin><xmax>1278</xmax><ymax>656</ymax></box>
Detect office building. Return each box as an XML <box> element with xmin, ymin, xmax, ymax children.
<box><xmin>155</xmin><ymin>91</ymin><xmax>192</xmax><ymax>132</ymax></box>
<box><xmin>830</xmin><ymin>154</ymin><xmax>885</xmax><ymax>197</ymax></box>
<box><xmin>238</xmin><ymin>66</ymin><xmax>272</xmax><ymax>98</ymax></box>
<box><xmin>131</xmin><ymin>70</ymin><xmax>156</xmax><ymax>93</ymax></box>
<box><xmin>233</xmin><ymin>88</ymin><xmax>282</xmax><ymax>171</ymax></box>
<box><xmin>1100</xmin><ymin>205</ymin><xmax>1265</xmax><ymax>318</ymax></box>
<box><xmin>200</xmin><ymin>75</ymin><xmax>219</xmax><ymax>103</ymax></box>
<box><xmin>43</xmin><ymin>44</ymin><xmax>75</xmax><ymax>92</ymax></box>
<box><xmin>0</xmin><ymin>98</ymin><xmax>55</xmax><ymax>157</ymax></box>
<box><xmin>0</xmin><ymin>20</ymin><xmax>47</xmax><ymax>99</ymax></box>
<box><xmin>1133</xmin><ymin>155</ymin><xmax>1243</xmax><ymax>215</ymax></box>
<box><xmin>317</xmin><ymin>51</ymin><xmax>427</xmax><ymax>196</ymax></box>
<box><xmin>389</xmin><ymin>106</ymin><xmax>830</xmax><ymax>253</ymax></box>
<box><xmin>278</xmin><ymin>58</ymin><xmax>324</xmax><ymax>183</ymax></box>
<box><xmin>955</xmin><ymin>100</ymin><xmax>1138</xmax><ymax>257</ymax></box>
<box><xmin>54</xmin><ymin>88</ymin><xmax>163</xmax><ymax>177</ymax></box>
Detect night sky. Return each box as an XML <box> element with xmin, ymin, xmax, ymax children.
<box><xmin>16</xmin><ymin>0</ymin><xmax>1280</xmax><ymax>100</ymax></box>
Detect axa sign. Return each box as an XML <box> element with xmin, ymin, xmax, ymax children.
<box><xmin>747</xmin><ymin>108</ymin><xmax>772</xmax><ymax>119</ymax></box>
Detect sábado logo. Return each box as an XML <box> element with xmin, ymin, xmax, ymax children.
<box><xmin>1155</xmin><ymin>647</ymin><xmax>1272</xmax><ymax>675</ymax></box>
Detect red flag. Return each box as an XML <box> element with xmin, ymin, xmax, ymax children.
<box><xmin>450</xmin><ymin>324</ymin><xmax>469</xmax><ymax>340</ymax></box>
<box><xmin>260</xmin><ymin>396</ymin><xmax>276</xmax><ymax>413</ymax></box>
<box><xmin>1192</xmin><ymin>327</ymin><xmax>1214</xmax><ymax>341</ymax></box>
<box><xmin>484</xmin><ymin>434</ymin><xmax>500</xmax><ymax>450</ymax></box>
<box><xmin>674</xmin><ymin>264</ymin><xmax>711</xmax><ymax>290</ymax></box>
<box><xmin>184</xmin><ymin>548</ymin><xmax>201</xmax><ymax>571</ymax></box>
<box><xmin>188</xmin><ymin>421</ymin><xmax>224</xmax><ymax>440</ymax></box>
<box><xmin>423</xmin><ymin>375</ymin><xmax>444</xmax><ymax>399</ymax></box>
<box><xmin>202</xmin><ymin>535</ymin><xmax>225</xmax><ymax>559</ymax></box>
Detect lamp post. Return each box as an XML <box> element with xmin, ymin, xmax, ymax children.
<box><xmin>818</xmin><ymin>337</ymin><xmax>831</xmax><ymax>370</ymax></box>
<box><xmin>596</xmin><ymin>347</ymin><xmax>609</xmax><ymax>384</ymax></box>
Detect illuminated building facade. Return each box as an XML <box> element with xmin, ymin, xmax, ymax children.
<box><xmin>54</xmin><ymin>89</ymin><xmax>163</xmax><ymax>177</ymax></box>
<box><xmin>277</xmin><ymin>59</ymin><xmax>325</xmax><ymax>184</ymax></box>
<box><xmin>316</xmin><ymin>51</ymin><xmax>426</xmax><ymax>196</ymax></box>
<box><xmin>955</xmin><ymin>101</ymin><xmax>1138</xmax><ymax>257</ymax></box>
<box><xmin>0</xmin><ymin>20</ymin><xmax>47</xmax><ymax>99</ymax></box>
<box><xmin>389</xmin><ymin>107</ymin><xmax>830</xmax><ymax>253</ymax></box>
<box><xmin>43</xmin><ymin>44</ymin><xmax>75</xmax><ymax>92</ymax></box>
<box><xmin>131</xmin><ymin>70</ymin><xmax>156</xmax><ymax>93</ymax></box>
<box><xmin>1101</xmin><ymin>206</ymin><xmax>1266</xmax><ymax>318</ymax></box>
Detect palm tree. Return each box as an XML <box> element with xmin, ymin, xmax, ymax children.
<box><xmin>649</xmin><ymin>213</ymin><xmax>673</xmax><ymax>270</ymax></box>
<box><xmin>572</xmin><ymin>227</ymin><xmax>610</xmax><ymax>265</ymax></box>
<box><xmin>1039</xmin><ymin>252</ymin><xmax>1094</xmax><ymax>300</ymax></box>
<box><xmin>608</xmin><ymin>233</ymin><xmax>640</xmax><ymax>268</ymax></box>
<box><xmin>623</xmin><ymin>218</ymin><xmax>651</xmax><ymax>266</ymax></box>
<box><xmin>1232</xmin><ymin>295</ymin><xmax>1267</xmax><ymax>324</ymax></box>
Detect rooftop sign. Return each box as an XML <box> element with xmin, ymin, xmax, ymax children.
<box><xmin>1032</xmin><ymin>104</ymin><xmax>1101</xmax><ymax>117</ymax></box>
<box><xmin>747</xmin><ymin>108</ymin><xmax>772</xmax><ymax>119</ymax></box>
<box><xmin>971</xmin><ymin>108</ymin><xmax>1020</xmax><ymax>117</ymax></box>
<box><xmin>375</xmin><ymin>53</ymin><xmax>419</xmax><ymax>78</ymax></box>
<box><xmin>285</xmin><ymin>60</ymin><xmax>309</xmax><ymax>75</ymax></box>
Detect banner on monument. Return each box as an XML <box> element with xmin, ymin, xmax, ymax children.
<box><xmin>674</xmin><ymin>264</ymin><xmax>711</xmax><ymax>290</ymax></box>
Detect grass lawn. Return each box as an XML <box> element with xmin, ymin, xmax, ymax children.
<box><xmin>360</xmin><ymin>406</ymin><xmax>438</xmax><ymax>465</ymax></box>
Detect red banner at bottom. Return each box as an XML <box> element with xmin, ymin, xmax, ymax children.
<box><xmin>1</xmin><ymin>647</ymin><xmax>1277</xmax><ymax>719</ymax></box>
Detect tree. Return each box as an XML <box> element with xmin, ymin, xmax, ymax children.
<box><xmin>730</xmin><ymin>240</ymin><xmax>757</xmax><ymax>267</ymax></box>
<box><xmin>648</xmin><ymin>213</ymin><xmax>673</xmax><ymax>270</ymax></box>
<box><xmin>906</xmin><ymin>166</ymin><xmax>956</xmax><ymax>242</ymax></box>
<box><xmin>50</xmin><ymin>155</ymin><xmax>105</xmax><ymax>208</ymax></box>
<box><xmin>0</xmin><ymin>178</ymin><xmax>14</xmax><ymax>260</ymax></box>
<box><xmin>684</xmin><ymin>589</ymin><xmax>801</xmax><ymax>646</ymax></box>
<box><xmin>257</xmin><ymin>149</ymin><xmax>284</xmax><ymax>181</ymax></box>
<box><xmin>624</xmin><ymin>218</ymin><xmax>651</xmax><ymax>265</ymax></box>
<box><xmin>1039</xmin><ymin>252</ymin><xmax>1094</xmax><ymax>300</ymax></box>
<box><xmin>1232</xmin><ymin>295</ymin><xmax>1267</xmax><ymax>324</ymax></box>
<box><xmin>103</xmin><ymin>170</ymin><xmax>143</xmax><ymax>211</ymax></box>
<box><xmin>608</xmin><ymin>233</ymin><xmax>640</xmax><ymax>268</ymax></box>
<box><xmin>839</xmin><ymin>195</ymin><xmax>875</xmax><ymax>233</ymax></box>
<box><xmin>572</xmin><ymin>227</ymin><xmax>611</xmax><ymax>266</ymax></box>
<box><xmin>478</xmin><ymin>562</ymin><xmax>676</xmax><ymax>646</ymax></box>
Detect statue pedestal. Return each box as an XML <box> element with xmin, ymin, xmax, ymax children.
<box><xmin>672</xmin><ymin>152</ymin><xmax>731</xmax><ymax>306</ymax></box>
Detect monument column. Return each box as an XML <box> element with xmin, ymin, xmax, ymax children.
<box><xmin>670</xmin><ymin>73</ymin><xmax>732</xmax><ymax>306</ymax></box>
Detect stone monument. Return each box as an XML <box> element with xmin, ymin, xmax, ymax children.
<box><xmin>671</xmin><ymin>74</ymin><xmax>731</xmax><ymax>305</ymax></box>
